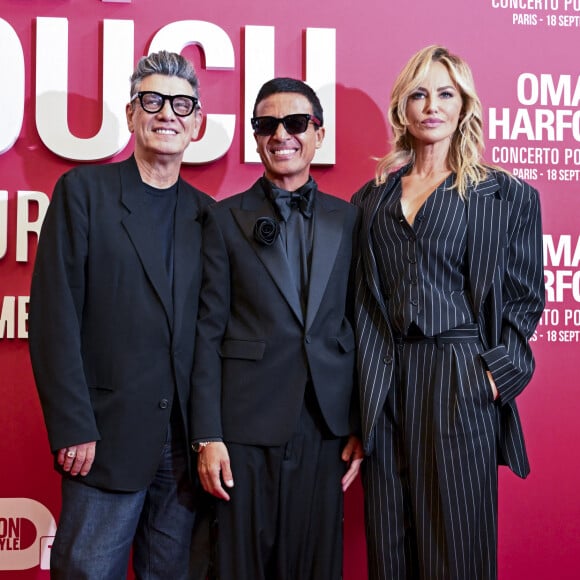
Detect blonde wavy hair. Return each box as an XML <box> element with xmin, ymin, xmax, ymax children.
<box><xmin>376</xmin><ymin>45</ymin><xmax>495</xmax><ymax>197</ymax></box>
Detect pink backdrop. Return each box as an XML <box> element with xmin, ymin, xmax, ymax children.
<box><xmin>1</xmin><ymin>0</ymin><xmax>579</xmax><ymax>577</ymax></box>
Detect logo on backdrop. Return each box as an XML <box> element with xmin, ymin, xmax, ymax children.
<box><xmin>0</xmin><ymin>498</ymin><xmax>56</xmax><ymax>571</ymax></box>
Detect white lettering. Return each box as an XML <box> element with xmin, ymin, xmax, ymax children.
<box><xmin>305</xmin><ymin>28</ymin><xmax>336</xmax><ymax>165</ymax></box>
<box><xmin>16</xmin><ymin>191</ymin><xmax>50</xmax><ymax>263</ymax></box>
<box><xmin>0</xmin><ymin>297</ymin><xmax>29</xmax><ymax>339</ymax></box>
<box><xmin>243</xmin><ymin>26</ymin><xmax>336</xmax><ymax>164</ymax></box>
<box><xmin>517</xmin><ymin>73</ymin><xmax>580</xmax><ymax>106</ymax></box>
<box><xmin>35</xmin><ymin>18</ymin><xmax>134</xmax><ymax>161</ymax></box>
<box><xmin>518</xmin><ymin>73</ymin><xmax>538</xmax><ymax>105</ymax></box>
<box><xmin>564</xmin><ymin>0</ymin><xmax>580</xmax><ymax>11</ymax></box>
<box><xmin>0</xmin><ymin>19</ymin><xmax>337</xmax><ymax>164</ymax></box>
<box><xmin>491</xmin><ymin>0</ymin><xmax>559</xmax><ymax>9</ymax></box>
<box><xmin>0</xmin><ymin>19</ymin><xmax>25</xmax><ymax>154</ymax></box>
<box><xmin>488</xmin><ymin>108</ymin><xmax>512</xmax><ymax>139</ymax></box>
<box><xmin>564</xmin><ymin>309</ymin><xmax>580</xmax><ymax>325</ymax></box>
<box><xmin>244</xmin><ymin>26</ymin><xmax>275</xmax><ymax>164</ymax></box>
<box><xmin>0</xmin><ymin>297</ymin><xmax>16</xmax><ymax>339</ymax></box>
<box><xmin>539</xmin><ymin>308</ymin><xmax>559</xmax><ymax>325</ymax></box>
<box><xmin>488</xmin><ymin>107</ymin><xmax>580</xmax><ymax>141</ymax></box>
<box><xmin>0</xmin><ymin>499</ymin><xmax>56</xmax><ymax>570</ymax></box>
<box><xmin>564</xmin><ymin>148</ymin><xmax>580</xmax><ymax>164</ymax></box>
<box><xmin>149</xmin><ymin>20</ymin><xmax>236</xmax><ymax>164</ymax></box>
<box><xmin>511</xmin><ymin>107</ymin><xmax>538</xmax><ymax>139</ymax></box>
<box><xmin>543</xmin><ymin>234</ymin><xmax>580</xmax><ymax>267</ymax></box>
<box><xmin>0</xmin><ymin>191</ymin><xmax>6</xmax><ymax>259</ymax></box>
<box><xmin>544</xmin><ymin>270</ymin><xmax>580</xmax><ymax>302</ymax></box>
<box><xmin>491</xmin><ymin>146</ymin><xmax>559</xmax><ymax>164</ymax></box>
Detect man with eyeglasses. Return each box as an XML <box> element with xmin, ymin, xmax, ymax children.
<box><xmin>191</xmin><ymin>77</ymin><xmax>364</xmax><ymax>579</ymax></box>
<box><xmin>29</xmin><ymin>51</ymin><xmax>213</xmax><ymax>579</ymax></box>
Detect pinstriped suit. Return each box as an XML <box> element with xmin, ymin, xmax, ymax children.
<box><xmin>352</xmin><ymin>167</ymin><xmax>545</xmax><ymax>579</ymax></box>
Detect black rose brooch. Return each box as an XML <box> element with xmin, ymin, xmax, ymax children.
<box><xmin>253</xmin><ymin>217</ymin><xmax>280</xmax><ymax>246</ymax></box>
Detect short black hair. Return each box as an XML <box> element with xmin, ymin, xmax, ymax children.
<box><xmin>252</xmin><ymin>78</ymin><xmax>323</xmax><ymax>126</ymax></box>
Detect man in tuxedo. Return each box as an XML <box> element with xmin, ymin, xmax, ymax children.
<box><xmin>28</xmin><ymin>51</ymin><xmax>213</xmax><ymax>579</ymax></box>
<box><xmin>191</xmin><ymin>77</ymin><xmax>363</xmax><ymax>579</ymax></box>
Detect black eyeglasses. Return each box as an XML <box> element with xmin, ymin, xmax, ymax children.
<box><xmin>131</xmin><ymin>91</ymin><xmax>199</xmax><ymax>117</ymax></box>
<box><xmin>251</xmin><ymin>114</ymin><xmax>322</xmax><ymax>136</ymax></box>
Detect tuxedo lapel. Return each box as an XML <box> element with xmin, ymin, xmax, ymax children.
<box><xmin>467</xmin><ymin>174</ymin><xmax>509</xmax><ymax>317</ymax></box>
<box><xmin>119</xmin><ymin>158</ymin><xmax>173</xmax><ymax>327</ymax></box>
<box><xmin>305</xmin><ymin>197</ymin><xmax>343</xmax><ymax>331</ymax></box>
<box><xmin>231</xmin><ymin>188</ymin><xmax>304</xmax><ymax>325</ymax></box>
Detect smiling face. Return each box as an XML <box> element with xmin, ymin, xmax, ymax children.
<box><xmin>126</xmin><ymin>73</ymin><xmax>202</xmax><ymax>164</ymax></box>
<box><xmin>404</xmin><ymin>61</ymin><xmax>463</xmax><ymax>150</ymax></box>
<box><xmin>253</xmin><ymin>92</ymin><xmax>325</xmax><ymax>191</ymax></box>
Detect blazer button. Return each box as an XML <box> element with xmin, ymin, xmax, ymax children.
<box><xmin>383</xmin><ymin>356</ymin><xmax>392</xmax><ymax>365</ymax></box>
<box><xmin>159</xmin><ymin>399</ymin><xmax>169</xmax><ymax>409</ymax></box>
<box><xmin>305</xmin><ymin>335</ymin><xmax>312</xmax><ymax>344</ymax></box>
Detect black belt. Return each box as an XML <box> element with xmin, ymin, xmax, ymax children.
<box><xmin>393</xmin><ymin>324</ymin><xmax>480</xmax><ymax>348</ymax></box>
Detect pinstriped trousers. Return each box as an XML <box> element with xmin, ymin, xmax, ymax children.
<box><xmin>363</xmin><ymin>327</ymin><xmax>499</xmax><ymax>580</ymax></box>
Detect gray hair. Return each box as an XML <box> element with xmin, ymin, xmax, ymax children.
<box><xmin>129</xmin><ymin>50</ymin><xmax>200</xmax><ymax>100</ymax></box>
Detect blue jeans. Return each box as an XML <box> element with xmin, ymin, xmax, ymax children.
<box><xmin>50</xmin><ymin>425</ymin><xmax>209</xmax><ymax>580</ymax></box>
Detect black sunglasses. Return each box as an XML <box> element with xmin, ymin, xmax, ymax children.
<box><xmin>251</xmin><ymin>114</ymin><xmax>322</xmax><ymax>136</ymax></box>
<box><xmin>131</xmin><ymin>91</ymin><xmax>199</xmax><ymax>117</ymax></box>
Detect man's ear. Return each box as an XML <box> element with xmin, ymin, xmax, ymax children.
<box><xmin>315</xmin><ymin>126</ymin><xmax>326</xmax><ymax>149</ymax></box>
<box><xmin>126</xmin><ymin>103</ymin><xmax>135</xmax><ymax>133</ymax></box>
<box><xmin>191</xmin><ymin>108</ymin><xmax>203</xmax><ymax>140</ymax></box>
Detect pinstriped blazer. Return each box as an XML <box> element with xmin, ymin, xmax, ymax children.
<box><xmin>352</xmin><ymin>167</ymin><xmax>545</xmax><ymax>477</ymax></box>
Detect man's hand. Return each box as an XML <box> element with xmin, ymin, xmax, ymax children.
<box><xmin>486</xmin><ymin>370</ymin><xmax>499</xmax><ymax>400</ymax></box>
<box><xmin>57</xmin><ymin>441</ymin><xmax>96</xmax><ymax>477</ymax></box>
<box><xmin>341</xmin><ymin>435</ymin><xmax>364</xmax><ymax>492</ymax></box>
<box><xmin>197</xmin><ymin>442</ymin><xmax>234</xmax><ymax>501</ymax></box>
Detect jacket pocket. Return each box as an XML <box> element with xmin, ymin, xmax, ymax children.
<box><xmin>336</xmin><ymin>331</ymin><xmax>355</xmax><ymax>353</ymax></box>
<box><xmin>219</xmin><ymin>339</ymin><xmax>266</xmax><ymax>360</ymax></box>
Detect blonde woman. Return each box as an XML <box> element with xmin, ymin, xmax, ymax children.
<box><xmin>352</xmin><ymin>45</ymin><xmax>545</xmax><ymax>579</ymax></box>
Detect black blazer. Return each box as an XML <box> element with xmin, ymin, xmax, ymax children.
<box><xmin>352</xmin><ymin>168</ymin><xmax>545</xmax><ymax>477</ymax></box>
<box><xmin>191</xmin><ymin>179</ymin><xmax>358</xmax><ymax>446</ymax></box>
<box><xmin>29</xmin><ymin>156</ymin><xmax>213</xmax><ymax>491</ymax></box>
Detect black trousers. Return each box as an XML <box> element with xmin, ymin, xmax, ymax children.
<box><xmin>215</xmin><ymin>391</ymin><xmax>345</xmax><ymax>580</ymax></box>
<box><xmin>363</xmin><ymin>326</ymin><xmax>500</xmax><ymax>580</ymax></box>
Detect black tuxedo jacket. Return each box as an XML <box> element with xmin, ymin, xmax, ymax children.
<box><xmin>191</xmin><ymin>179</ymin><xmax>359</xmax><ymax>446</ymax></box>
<box><xmin>29</xmin><ymin>156</ymin><xmax>213</xmax><ymax>491</ymax></box>
<box><xmin>352</xmin><ymin>168</ymin><xmax>545</xmax><ymax>477</ymax></box>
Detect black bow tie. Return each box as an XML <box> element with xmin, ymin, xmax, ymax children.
<box><xmin>264</xmin><ymin>178</ymin><xmax>316</xmax><ymax>221</ymax></box>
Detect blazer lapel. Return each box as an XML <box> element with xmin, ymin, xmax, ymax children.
<box><xmin>120</xmin><ymin>157</ymin><xmax>174</xmax><ymax>326</ymax></box>
<box><xmin>305</xmin><ymin>196</ymin><xmax>343</xmax><ymax>331</ymax></box>
<box><xmin>360</xmin><ymin>171</ymin><xmax>405</xmax><ymax>313</ymax></box>
<box><xmin>231</xmin><ymin>187</ymin><xmax>304</xmax><ymax>325</ymax></box>
<box><xmin>467</xmin><ymin>174</ymin><xmax>509</xmax><ymax>317</ymax></box>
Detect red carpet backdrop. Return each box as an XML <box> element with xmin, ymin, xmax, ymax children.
<box><xmin>0</xmin><ymin>0</ymin><xmax>578</xmax><ymax>577</ymax></box>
